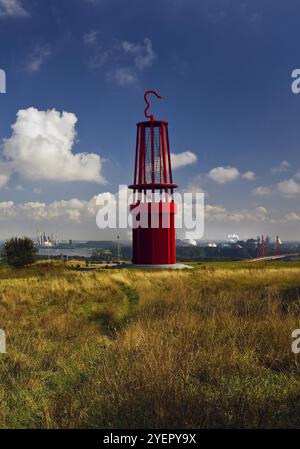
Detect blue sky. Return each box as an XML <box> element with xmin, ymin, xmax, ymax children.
<box><xmin>0</xmin><ymin>0</ymin><xmax>300</xmax><ymax>240</ymax></box>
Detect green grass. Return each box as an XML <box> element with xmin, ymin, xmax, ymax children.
<box><xmin>0</xmin><ymin>261</ymin><xmax>300</xmax><ymax>428</ymax></box>
<box><xmin>187</xmin><ymin>260</ymin><xmax>300</xmax><ymax>269</ymax></box>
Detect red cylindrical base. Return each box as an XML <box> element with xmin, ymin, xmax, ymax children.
<box><xmin>131</xmin><ymin>202</ymin><xmax>176</xmax><ymax>265</ymax></box>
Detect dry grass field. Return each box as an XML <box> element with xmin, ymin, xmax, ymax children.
<box><xmin>0</xmin><ymin>261</ymin><xmax>300</xmax><ymax>428</ymax></box>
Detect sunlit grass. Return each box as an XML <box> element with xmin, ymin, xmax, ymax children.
<box><xmin>0</xmin><ymin>261</ymin><xmax>300</xmax><ymax>428</ymax></box>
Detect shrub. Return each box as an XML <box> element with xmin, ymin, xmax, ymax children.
<box><xmin>2</xmin><ymin>237</ymin><xmax>37</xmax><ymax>268</ymax></box>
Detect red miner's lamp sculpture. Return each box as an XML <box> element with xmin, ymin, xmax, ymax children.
<box><xmin>129</xmin><ymin>90</ymin><xmax>177</xmax><ymax>265</ymax></box>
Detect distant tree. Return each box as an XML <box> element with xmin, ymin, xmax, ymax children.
<box><xmin>2</xmin><ymin>237</ymin><xmax>37</xmax><ymax>268</ymax></box>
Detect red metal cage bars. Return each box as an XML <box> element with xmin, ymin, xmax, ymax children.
<box><xmin>129</xmin><ymin>116</ymin><xmax>178</xmax><ymax>265</ymax></box>
<box><xmin>129</xmin><ymin>120</ymin><xmax>177</xmax><ymax>192</ymax></box>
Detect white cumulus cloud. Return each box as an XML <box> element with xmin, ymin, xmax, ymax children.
<box><xmin>207</xmin><ymin>166</ymin><xmax>255</xmax><ymax>184</ymax></box>
<box><xmin>207</xmin><ymin>166</ymin><xmax>240</xmax><ymax>184</ymax></box>
<box><xmin>252</xmin><ymin>186</ymin><xmax>272</xmax><ymax>196</ymax></box>
<box><xmin>242</xmin><ymin>170</ymin><xmax>255</xmax><ymax>180</ymax></box>
<box><xmin>0</xmin><ymin>162</ymin><xmax>12</xmax><ymax>187</ymax></box>
<box><xmin>284</xmin><ymin>212</ymin><xmax>300</xmax><ymax>222</ymax></box>
<box><xmin>171</xmin><ymin>151</ymin><xmax>197</xmax><ymax>170</ymax></box>
<box><xmin>2</xmin><ymin>107</ymin><xmax>105</xmax><ymax>184</ymax></box>
<box><xmin>277</xmin><ymin>178</ymin><xmax>300</xmax><ymax>196</ymax></box>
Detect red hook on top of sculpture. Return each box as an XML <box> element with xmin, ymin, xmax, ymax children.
<box><xmin>144</xmin><ymin>89</ymin><xmax>162</xmax><ymax>121</ymax></box>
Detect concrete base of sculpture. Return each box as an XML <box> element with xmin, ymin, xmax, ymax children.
<box><xmin>113</xmin><ymin>263</ymin><xmax>192</xmax><ymax>270</ymax></box>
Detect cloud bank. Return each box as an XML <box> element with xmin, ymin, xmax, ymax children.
<box><xmin>0</xmin><ymin>192</ymin><xmax>298</xmax><ymax>240</ymax></box>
